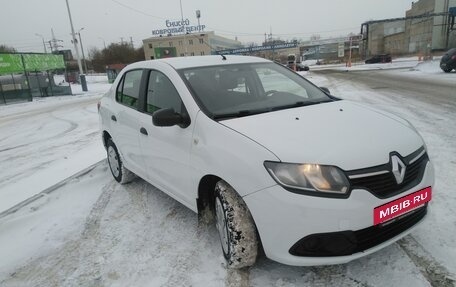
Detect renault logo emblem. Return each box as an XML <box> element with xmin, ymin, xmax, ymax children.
<box><xmin>391</xmin><ymin>155</ymin><xmax>406</xmax><ymax>184</ymax></box>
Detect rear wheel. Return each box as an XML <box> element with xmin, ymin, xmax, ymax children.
<box><xmin>214</xmin><ymin>180</ymin><xmax>258</xmax><ymax>268</ymax></box>
<box><xmin>106</xmin><ymin>138</ymin><xmax>136</xmax><ymax>184</ymax></box>
<box><xmin>442</xmin><ymin>67</ymin><xmax>453</xmax><ymax>73</ymax></box>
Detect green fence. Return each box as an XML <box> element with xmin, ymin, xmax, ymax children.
<box><xmin>0</xmin><ymin>53</ymin><xmax>71</xmax><ymax>105</ymax></box>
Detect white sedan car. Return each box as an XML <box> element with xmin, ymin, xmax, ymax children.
<box><xmin>98</xmin><ymin>55</ymin><xmax>433</xmax><ymax>268</ymax></box>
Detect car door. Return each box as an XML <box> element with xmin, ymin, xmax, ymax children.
<box><xmin>137</xmin><ymin>69</ymin><xmax>194</xmax><ymax>205</ymax></box>
<box><xmin>110</xmin><ymin>69</ymin><xmax>147</xmax><ymax>177</ymax></box>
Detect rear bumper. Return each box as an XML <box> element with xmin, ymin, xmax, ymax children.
<box><xmin>243</xmin><ymin>161</ymin><xmax>434</xmax><ymax>266</ymax></box>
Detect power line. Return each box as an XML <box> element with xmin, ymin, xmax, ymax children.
<box><xmin>106</xmin><ymin>0</ymin><xmax>358</xmax><ymax>40</ymax></box>
<box><xmin>209</xmin><ymin>26</ymin><xmax>360</xmax><ymax>37</ymax></box>
<box><xmin>110</xmin><ymin>0</ymin><xmax>164</xmax><ymax>20</ymax></box>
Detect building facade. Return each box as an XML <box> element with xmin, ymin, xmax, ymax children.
<box><xmin>363</xmin><ymin>0</ymin><xmax>456</xmax><ymax>56</ymax></box>
<box><xmin>300</xmin><ymin>36</ymin><xmax>361</xmax><ymax>63</ymax></box>
<box><xmin>405</xmin><ymin>0</ymin><xmax>456</xmax><ymax>52</ymax></box>
<box><xmin>142</xmin><ymin>31</ymin><xmax>242</xmax><ymax>60</ymax></box>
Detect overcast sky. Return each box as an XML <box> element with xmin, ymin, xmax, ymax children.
<box><xmin>1</xmin><ymin>0</ymin><xmax>414</xmax><ymax>55</ymax></box>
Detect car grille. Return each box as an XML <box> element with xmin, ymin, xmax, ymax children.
<box><xmin>346</xmin><ymin>147</ymin><xmax>428</xmax><ymax>199</ymax></box>
<box><xmin>289</xmin><ymin>205</ymin><xmax>427</xmax><ymax>257</ymax></box>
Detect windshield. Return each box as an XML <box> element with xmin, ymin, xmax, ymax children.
<box><xmin>179</xmin><ymin>62</ymin><xmax>333</xmax><ymax>120</ymax></box>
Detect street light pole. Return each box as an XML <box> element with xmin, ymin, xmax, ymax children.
<box><xmin>180</xmin><ymin>0</ymin><xmax>188</xmax><ymax>56</ymax></box>
<box><xmin>196</xmin><ymin>10</ymin><xmax>201</xmax><ymax>31</ymax></box>
<box><xmin>77</xmin><ymin>28</ymin><xmax>88</xmax><ymax>74</ymax></box>
<box><xmin>65</xmin><ymin>0</ymin><xmax>87</xmax><ymax>91</ymax></box>
<box><xmin>98</xmin><ymin>37</ymin><xmax>107</xmax><ymax>49</ymax></box>
<box><xmin>35</xmin><ymin>33</ymin><xmax>47</xmax><ymax>53</ymax></box>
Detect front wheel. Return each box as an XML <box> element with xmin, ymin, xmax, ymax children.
<box><xmin>106</xmin><ymin>138</ymin><xmax>136</xmax><ymax>184</ymax></box>
<box><xmin>214</xmin><ymin>180</ymin><xmax>258</xmax><ymax>268</ymax></box>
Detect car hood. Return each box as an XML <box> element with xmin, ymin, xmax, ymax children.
<box><xmin>221</xmin><ymin>101</ymin><xmax>424</xmax><ymax>171</ymax></box>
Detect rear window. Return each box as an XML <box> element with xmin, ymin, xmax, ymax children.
<box><xmin>116</xmin><ymin>70</ymin><xmax>142</xmax><ymax>109</ymax></box>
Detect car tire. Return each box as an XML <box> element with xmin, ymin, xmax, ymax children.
<box><xmin>106</xmin><ymin>138</ymin><xmax>136</xmax><ymax>184</ymax></box>
<box><xmin>442</xmin><ymin>67</ymin><xmax>453</xmax><ymax>73</ymax></box>
<box><xmin>214</xmin><ymin>180</ymin><xmax>258</xmax><ymax>269</ymax></box>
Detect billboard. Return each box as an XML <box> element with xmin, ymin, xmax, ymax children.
<box><xmin>0</xmin><ymin>54</ymin><xmax>23</xmax><ymax>74</ymax></box>
<box><xmin>154</xmin><ymin>47</ymin><xmax>177</xmax><ymax>59</ymax></box>
<box><xmin>0</xmin><ymin>53</ymin><xmax>65</xmax><ymax>74</ymax></box>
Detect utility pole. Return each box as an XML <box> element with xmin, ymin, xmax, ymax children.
<box><xmin>48</xmin><ymin>40</ymin><xmax>54</xmax><ymax>53</ymax></box>
<box><xmin>50</xmin><ymin>29</ymin><xmax>63</xmax><ymax>52</ymax></box>
<box><xmin>348</xmin><ymin>36</ymin><xmax>353</xmax><ymax>67</ymax></box>
<box><xmin>180</xmin><ymin>0</ymin><xmax>188</xmax><ymax>56</ymax></box>
<box><xmin>98</xmin><ymin>37</ymin><xmax>107</xmax><ymax>49</ymax></box>
<box><xmin>130</xmin><ymin>36</ymin><xmax>134</xmax><ymax>48</ymax></box>
<box><xmin>65</xmin><ymin>0</ymin><xmax>87</xmax><ymax>91</ymax></box>
<box><xmin>196</xmin><ymin>10</ymin><xmax>201</xmax><ymax>31</ymax></box>
<box><xmin>35</xmin><ymin>33</ymin><xmax>47</xmax><ymax>53</ymax></box>
<box><xmin>77</xmin><ymin>28</ymin><xmax>88</xmax><ymax>74</ymax></box>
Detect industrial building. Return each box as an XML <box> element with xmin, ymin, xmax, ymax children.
<box><xmin>362</xmin><ymin>0</ymin><xmax>456</xmax><ymax>56</ymax></box>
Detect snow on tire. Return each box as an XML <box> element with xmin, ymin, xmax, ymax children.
<box><xmin>215</xmin><ymin>180</ymin><xmax>258</xmax><ymax>269</ymax></box>
<box><xmin>106</xmin><ymin>138</ymin><xmax>136</xmax><ymax>184</ymax></box>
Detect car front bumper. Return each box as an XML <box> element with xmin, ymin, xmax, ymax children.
<box><xmin>243</xmin><ymin>161</ymin><xmax>434</xmax><ymax>266</ymax></box>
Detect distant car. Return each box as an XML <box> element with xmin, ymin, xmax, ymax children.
<box><xmin>440</xmin><ymin>48</ymin><xmax>456</xmax><ymax>73</ymax></box>
<box><xmin>365</xmin><ymin>54</ymin><xmax>392</xmax><ymax>64</ymax></box>
<box><xmin>99</xmin><ymin>55</ymin><xmax>433</xmax><ymax>269</ymax></box>
<box><xmin>296</xmin><ymin>63</ymin><xmax>310</xmax><ymax>71</ymax></box>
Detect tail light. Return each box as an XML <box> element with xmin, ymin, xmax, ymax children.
<box><xmin>97</xmin><ymin>101</ymin><xmax>101</xmax><ymax>112</ymax></box>
<box><xmin>452</xmin><ymin>55</ymin><xmax>456</xmax><ymax>60</ymax></box>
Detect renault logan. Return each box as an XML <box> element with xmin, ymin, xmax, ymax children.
<box><xmin>98</xmin><ymin>55</ymin><xmax>434</xmax><ymax>268</ymax></box>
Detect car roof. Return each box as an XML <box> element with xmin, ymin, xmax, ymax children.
<box><xmin>129</xmin><ymin>55</ymin><xmax>271</xmax><ymax>70</ymax></box>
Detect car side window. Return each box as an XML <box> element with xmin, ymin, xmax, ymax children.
<box><xmin>116</xmin><ymin>70</ymin><xmax>142</xmax><ymax>109</ymax></box>
<box><xmin>146</xmin><ymin>70</ymin><xmax>183</xmax><ymax>114</ymax></box>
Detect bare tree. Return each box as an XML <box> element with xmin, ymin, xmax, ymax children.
<box><xmin>0</xmin><ymin>44</ymin><xmax>16</xmax><ymax>53</ymax></box>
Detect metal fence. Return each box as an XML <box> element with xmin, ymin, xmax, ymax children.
<box><xmin>0</xmin><ymin>71</ymin><xmax>72</xmax><ymax>105</ymax></box>
<box><xmin>0</xmin><ymin>53</ymin><xmax>71</xmax><ymax>105</ymax></box>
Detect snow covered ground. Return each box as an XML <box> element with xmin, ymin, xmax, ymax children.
<box><xmin>0</xmin><ymin>63</ymin><xmax>455</xmax><ymax>286</ymax></box>
<box><xmin>0</xmin><ymin>75</ymin><xmax>109</xmax><ymax>214</ymax></box>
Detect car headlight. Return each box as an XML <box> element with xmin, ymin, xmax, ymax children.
<box><xmin>264</xmin><ymin>161</ymin><xmax>350</xmax><ymax>197</ymax></box>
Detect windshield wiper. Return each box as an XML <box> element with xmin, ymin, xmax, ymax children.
<box><xmin>270</xmin><ymin>99</ymin><xmax>333</xmax><ymax>112</ymax></box>
<box><xmin>213</xmin><ymin>99</ymin><xmax>333</xmax><ymax>120</ymax></box>
<box><xmin>213</xmin><ymin>109</ymin><xmax>267</xmax><ymax>120</ymax></box>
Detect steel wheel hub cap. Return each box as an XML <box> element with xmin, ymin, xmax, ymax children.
<box><xmin>108</xmin><ymin>146</ymin><xmax>120</xmax><ymax>177</ymax></box>
<box><xmin>215</xmin><ymin>197</ymin><xmax>229</xmax><ymax>255</ymax></box>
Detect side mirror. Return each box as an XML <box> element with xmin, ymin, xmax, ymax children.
<box><xmin>152</xmin><ymin>108</ymin><xmax>190</xmax><ymax>128</ymax></box>
<box><xmin>320</xmin><ymin>87</ymin><xmax>331</xmax><ymax>94</ymax></box>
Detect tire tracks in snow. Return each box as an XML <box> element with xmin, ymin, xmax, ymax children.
<box><xmin>315</xmin><ymin>71</ymin><xmax>456</xmax><ymax>287</ymax></box>
<box><xmin>225</xmin><ymin>268</ymin><xmax>250</xmax><ymax>287</ymax></box>
<box><xmin>1</xmin><ymin>181</ymin><xmax>116</xmax><ymax>287</ymax></box>
<box><xmin>398</xmin><ymin>236</ymin><xmax>456</xmax><ymax>287</ymax></box>
<box><xmin>0</xmin><ymin>111</ymin><xmax>78</xmax><ymax>154</ymax></box>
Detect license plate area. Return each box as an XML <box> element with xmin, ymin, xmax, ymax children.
<box><xmin>374</xmin><ymin>187</ymin><xmax>432</xmax><ymax>225</ymax></box>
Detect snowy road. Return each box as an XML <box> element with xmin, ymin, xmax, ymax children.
<box><xmin>0</xmin><ymin>67</ymin><xmax>455</xmax><ymax>286</ymax></box>
<box><xmin>0</xmin><ymin>93</ymin><xmax>106</xmax><ymax>213</ymax></box>
<box><xmin>1</xmin><ymin>163</ymin><xmax>454</xmax><ymax>287</ymax></box>
<box><xmin>314</xmin><ymin>66</ymin><xmax>455</xmax><ymax>109</ymax></box>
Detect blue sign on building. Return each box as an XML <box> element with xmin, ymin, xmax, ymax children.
<box><xmin>449</xmin><ymin>6</ymin><xmax>456</xmax><ymax>16</ymax></box>
<box><xmin>216</xmin><ymin>42</ymin><xmax>298</xmax><ymax>55</ymax></box>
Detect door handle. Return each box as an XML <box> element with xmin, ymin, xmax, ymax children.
<box><xmin>111</xmin><ymin>115</ymin><xmax>117</xmax><ymax>122</ymax></box>
<box><xmin>140</xmin><ymin>127</ymin><xmax>148</xmax><ymax>135</ymax></box>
